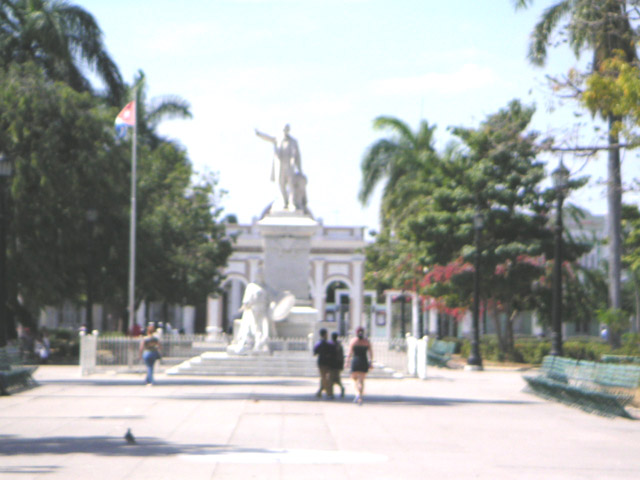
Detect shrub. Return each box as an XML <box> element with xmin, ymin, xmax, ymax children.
<box><xmin>563</xmin><ymin>339</ymin><xmax>611</xmax><ymax>361</ymax></box>
<box><xmin>617</xmin><ymin>333</ymin><xmax>640</xmax><ymax>355</ymax></box>
<box><xmin>48</xmin><ymin>328</ymin><xmax>80</xmax><ymax>363</ymax></box>
<box><xmin>447</xmin><ymin>335</ymin><xmax>635</xmax><ymax>365</ymax></box>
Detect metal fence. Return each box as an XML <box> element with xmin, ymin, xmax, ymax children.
<box><xmin>80</xmin><ymin>332</ymin><xmax>413</xmax><ymax>376</ymax></box>
<box><xmin>370</xmin><ymin>337</ymin><xmax>408</xmax><ymax>374</ymax></box>
<box><xmin>80</xmin><ymin>333</ymin><xmax>230</xmax><ymax>375</ymax></box>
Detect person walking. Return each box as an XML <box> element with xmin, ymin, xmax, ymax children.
<box><xmin>331</xmin><ymin>331</ymin><xmax>346</xmax><ymax>398</ymax></box>
<box><xmin>346</xmin><ymin>326</ymin><xmax>373</xmax><ymax>405</ymax></box>
<box><xmin>313</xmin><ymin>328</ymin><xmax>336</xmax><ymax>399</ymax></box>
<box><xmin>139</xmin><ymin>325</ymin><xmax>162</xmax><ymax>386</ymax></box>
<box><xmin>315</xmin><ymin>331</ymin><xmax>346</xmax><ymax>398</ymax></box>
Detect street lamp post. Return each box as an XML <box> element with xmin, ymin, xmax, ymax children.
<box><xmin>0</xmin><ymin>154</ymin><xmax>13</xmax><ymax>348</ymax></box>
<box><xmin>551</xmin><ymin>161</ymin><xmax>569</xmax><ymax>357</ymax></box>
<box><xmin>85</xmin><ymin>208</ymin><xmax>98</xmax><ymax>333</ymax></box>
<box><xmin>467</xmin><ymin>210</ymin><xmax>484</xmax><ymax>370</ymax></box>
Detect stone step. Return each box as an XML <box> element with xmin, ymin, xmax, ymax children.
<box><xmin>166</xmin><ymin>352</ymin><xmax>403</xmax><ymax>379</ymax></box>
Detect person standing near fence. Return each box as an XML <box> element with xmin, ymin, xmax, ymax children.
<box><xmin>346</xmin><ymin>326</ymin><xmax>373</xmax><ymax>405</ymax></box>
<box><xmin>34</xmin><ymin>329</ymin><xmax>50</xmax><ymax>364</ymax></box>
<box><xmin>139</xmin><ymin>325</ymin><xmax>161</xmax><ymax>386</ymax></box>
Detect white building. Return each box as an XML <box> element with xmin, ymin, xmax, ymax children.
<box><xmin>209</xmin><ymin>217</ymin><xmax>368</xmax><ymax>336</ymax></box>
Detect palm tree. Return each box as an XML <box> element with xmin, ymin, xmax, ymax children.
<box><xmin>127</xmin><ymin>70</ymin><xmax>193</xmax><ymax>148</ymax></box>
<box><xmin>359</xmin><ymin>116</ymin><xmax>438</xmax><ymax>230</ymax></box>
<box><xmin>0</xmin><ymin>0</ymin><xmax>125</xmax><ymax>105</ymax></box>
<box><xmin>514</xmin><ymin>0</ymin><xmax>638</xmax><ymax>311</ymax></box>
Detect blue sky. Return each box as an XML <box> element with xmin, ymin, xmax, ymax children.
<box><xmin>75</xmin><ymin>0</ymin><xmax>637</xmax><ymax>232</ymax></box>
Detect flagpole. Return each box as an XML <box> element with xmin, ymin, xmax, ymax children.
<box><xmin>128</xmin><ymin>102</ymin><xmax>138</xmax><ymax>332</ymax></box>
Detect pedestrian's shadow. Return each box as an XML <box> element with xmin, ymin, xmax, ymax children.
<box><xmin>165</xmin><ymin>391</ymin><xmax>535</xmax><ymax>406</ymax></box>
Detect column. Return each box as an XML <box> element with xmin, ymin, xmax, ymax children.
<box><xmin>385</xmin><ymin>291</ymin><xmax>393</xmax><ymax>341</ymax></box>
<box><xmin>313</xmin><ymin>259</ymin><xmax>325</xmax><ymax>315</ymax></box>
<box><xmin>352</xmin><ymin>259</ymin><xmax>364</xmax><ymax>328</ymax></box>
<box><xmin>411</xmin><ymin>292</ymin><xmax>419</xmax><ymax>337</ymax></box>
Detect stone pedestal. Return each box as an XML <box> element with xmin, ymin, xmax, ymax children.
<box><xmin>258</xmin><ymin>211</ymin><xmax>320</xmax><ymax>336</ymax></box>
<box><xmin>257</xmin><ymin>211</ymin><xmax>318</xmax><ymax>299</ymax></box>
<box><xmin>275</xmin><ymin>306</ymin><xmax>318</xmax><ymax>337</ymax></box>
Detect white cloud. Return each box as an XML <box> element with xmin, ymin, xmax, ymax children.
<box><xmin>370</xmin><ymin>64</ymin><xmax>501</xmax><ymax>96</ymax></box>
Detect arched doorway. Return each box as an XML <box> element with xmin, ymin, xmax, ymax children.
<box><xmin>325</xmin><ymin>280</ymin><xmax>351</xmax><ymax>336</ymax></box>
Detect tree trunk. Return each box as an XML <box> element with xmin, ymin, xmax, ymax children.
<box><xmin>634</xmin><ymin>276</ymin><xmax>640</xmax><ymax>333</ymax></box>
<box><xmin>162</xmin><ymin>301</ymin><xmax>169</xmax><ymax>327</ymax></box>
<box><xmin>502</xmin><ymin>300</ymin><xmax>515</xmax><ymax>355</ymax></box>
<box><xmin>145</xmin><ymin>298</ymin><xmax>150</xmax><ymax>325</ymax></box>
<box><xmin>400</xmin><ymin>293</ymin><xmax>406</xmax><ymax>337</ymax></box>
<box><xmin>491</xmin><ymin>303</ymin><xmax>506</xmax><ymax>353</ymax></box>
<box><xmin>506</xmin><ymin>309</ymin><xmax>519</xmax><ymax>357</ymax></box>
<box><xmin>608</xmin><ymin>114</ymin><xmax>622</xmax><ymax>310</ymax></box>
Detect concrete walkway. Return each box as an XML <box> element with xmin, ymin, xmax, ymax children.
<box><xmin>1</xmin><ymin>365</ymin><xmax>639</xmax><ymax>479</ymax></box>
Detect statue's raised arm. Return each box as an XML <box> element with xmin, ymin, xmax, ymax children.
<box><xmin>255</xmin><ymin>129</ymin><xmax>277</xmax><ymax>146</ymax></box>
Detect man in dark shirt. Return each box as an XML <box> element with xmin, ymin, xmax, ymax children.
<box><xmin>313</xmin><ymin>328</ymin><xmax>336</xmax><ymax>399</ymax></box>
<box><xmin>330</xmin><ymin>331</ymin><xmax>346</xmax><ymax>398</ymax></box>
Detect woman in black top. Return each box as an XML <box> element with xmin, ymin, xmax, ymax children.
<box><xmin>346</xmin><ymin>326</ymin><xmax>373</xmax><ymax>405</ymax></box>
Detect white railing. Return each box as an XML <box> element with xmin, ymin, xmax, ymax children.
<box><xmin>80</xmin><ymin>332</ymin><xmax>229</xmax><ymax>375</ymax></box>
<box><xmin>370</xmin><ymin>337</ymin><xmax>408</xmax><ymax>374</ymax></box>
<box><xmin>79</xmin><ymin>332</ymin><xmax>421</xmax><ymax>377</ymax></box>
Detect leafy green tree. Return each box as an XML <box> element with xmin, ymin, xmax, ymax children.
<box><xmin>134</xmin><ymin>143</ymin><xmax>232</xmax><ymax>326</ymax></box>
<box><xmin>0</xmin><ymin>63</ymin><xmax>232</xmax><ymax>336</ymax></box>
<box><xmin>412</xmin><ymin>101</ymin><xmax>587</xmax><ymax>354</ymax></box>
<box><xmin>0</xmin><ymin>63</ymin><xmax>130</xmax><ymax>334</ymax></box>
<box><xmin>514</xmin><ymin>0</ymin><xmax>640</xmax><ymax>313</ymax></box>
<box><xmin>113</xmin><ymin>73</ymin><xmax>230</xmax><ymax>330</ymax></box>
<box><xmin>621</xmin><ymin>203</ymin><xmax>640</xmax><ymax>332</ymax></box>
<box><xmin>412</xmin><ymin>101</ymin><xmax>555</xmax><ymax>352</ymax></box>
<box><xmin>363</xmin><ymin>230</ymin><xmax>400</xmax><ymax>296</ymax></box>
<box><xmin>0</xmin><ymin>0</ymin><xmax>125</xmax><ymax>104</ymax></box>
<box><xmin>359</xmin><ymin>116</ymin><xmax>445</xmax><ymax>321</ymax></box>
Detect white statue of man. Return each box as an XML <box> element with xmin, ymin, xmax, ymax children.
<box><xmin>255</xmin><ymin>124</ymin><xmax>307</xmax><ymax>211</ymax></box>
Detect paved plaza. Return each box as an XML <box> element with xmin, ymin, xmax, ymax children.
<box><xmin>1</xmin><ymin>365</ymin><xmax>639</xmax><ymax>479</ymax></box>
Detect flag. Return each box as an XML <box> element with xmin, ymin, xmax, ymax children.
<box><xmin>115</xmin><ymin>101</ymin><xmax>136</xmax><ymax>138</ymax></box>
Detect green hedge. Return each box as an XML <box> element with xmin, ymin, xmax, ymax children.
<box><xmin>450</xmin><ymin>334</ymin><xmax>640</xmax><ymax>365</ymax></box>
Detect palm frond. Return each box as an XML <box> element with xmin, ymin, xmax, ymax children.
<box><xmin>512</xmin><ymin>0</ymin><xmax>534</xmax><ymax>10</ymax></box>
<box><xmin>146</xmin><ymin>95</ymin><xmax>193</xmax><ymax>128</ymax></box>
<box><xmin>358</xmin><ymin>139</ymin><xmax>398</xmax><ymax>205</ymax></box>
<box><xmin>528</xmin><ymin>1</ymin><xmax>573</xmax><ymax>66</ymax></box>
<box><xmin>373</xmin><ymin>116</ymin><xmax>416</xmax><ymax>146</ymax></box>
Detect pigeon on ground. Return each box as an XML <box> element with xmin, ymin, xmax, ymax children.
<box><xmin>124</xmin><ymin>428</ymin><xmax>136</xmax><ymax>445</ymax></box>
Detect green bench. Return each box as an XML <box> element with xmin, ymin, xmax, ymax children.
<box><xmin>427</xmin><ymin>340</ymin><xmax>455</xmax><ymax>367</ymax></box>
<box><xmin>0</xmin><ymin>346</ymin><xmax>37</xmax><ymax>395</ymax></box>
<box><xmin>523</xmin><ymin>355</ymin><xmax>640</xmax><ymax>419</ymax></box>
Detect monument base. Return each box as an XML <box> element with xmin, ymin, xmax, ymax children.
<box><xmin>274</xmin><ymin>306</ymin><xmax>319</xmax><ymax>338</ymax></box>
